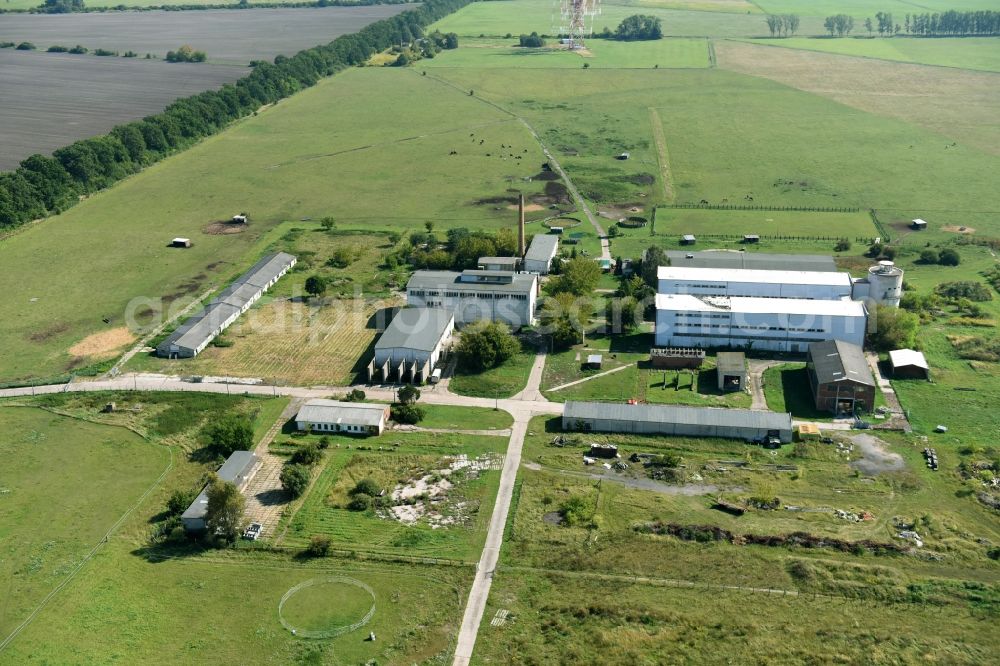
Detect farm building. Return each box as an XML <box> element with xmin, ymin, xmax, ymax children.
<box><xmin>681</xmin><ymin>234</ymin><xmax>697</xmax><ymax>245</ymax></box>
<box><xmin>406</xmin><ymin>269</ymin><xmax>537</xmax><ymax>329</ymax></box>
<box><xmin>888</xmin><ymin>349</ymin><xmax>930</xmax><ymax>379</ymax></box>
<box><xmin>370</xmin><ymin>307</ymin><xmax>454</xmax><ymax>384</ymax></box>
<box><xmin>181</xmin><ymin>451</ymin><xmax>261</xmax><ymax>532</ymax></box>
<box><xmin>156</xmin><ymin>252</ymin><xmax>296</xmax><ymax>358</ymax></box>
<box><xmin>170</xmin><ymin>237</ymin><xmax>192</xmax><ymax>248</ymax></box>
<box><xmin>657</xmin><ymin>265</ymin><xmax>854</xmax><ymax>301</ymax></box>
<box><xmin>716</xmin><ymin>351</ymin><xmax>747</xmax><ymax>392</ymax></box>
<box><xmin>478</xmin><ymin>256</ymin><xmax>521</xmax><ymax>272</ymax></box>
<box><xmin>806</xmin><ymin>340</ymin><xmax>876</xmax><ymax>414</ymax></box>
<box><xmin>295</xmin><ymin>399</ymin><xmax>390</xmax><ymax>435</ymax></box>
<box><xmin>742</xmin><ymin>234</ymin><xmax>760</xmax><ymax>244</ymax></box>
<box><xmin>650</xmin><ymin>347</ymin><xmax>705</xmax><ymax>369</ymax></box>
<box><xmin>584</xmin><ymin>354</ymin><xmax>603</xmax><ymax>370</ymax></box>
<box><xmin>654</xmin><ymin>294</ymin><xmax>867</xmax><ymax>353</ymax></box>
<box><xmin>665</xmin><ymin>251</ymin><xmax>837</xmax><ymax>272</ymax></box>
<box><xmin>911</xmin><ymin>219</ymin><xmax>928</xmax><ymax>230</ymax></box>
<box><xmin>523</xmin><ymin>234</ymin><xmax>559</xmax><ymax>274</ymax></box>
<box><xmin>562</xmin><ymin>401</ymin><xmax>793</xmax><ymax>443</ymax></box>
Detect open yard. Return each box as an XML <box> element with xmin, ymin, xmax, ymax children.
<box><xmin>449</xmin><ymin>345</ymin><xmax>537</xmax><ymax>398</ymax></box>
<box><xmin>276</xmin><ymin>429</ymin><xmax>507</xmax><ymax>561</ymax></box>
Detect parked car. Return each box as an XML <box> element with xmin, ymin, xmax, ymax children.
<box><xmin>243</xmin><ymin>522</ymin><xmax>262</xmax><ymax>540</ymax></box>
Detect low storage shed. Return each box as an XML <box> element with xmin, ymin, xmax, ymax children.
<box><xmin>650</xmin><ymin>347</ymin><xmax>705</xmax><ymax>369</ymax></box>
<box><xmin>562</xmin><ymin>401</ymin><xmax>793</xmax><ymax>443</ymax></box>
<box><xmin>888</xmin><ymin>349</ymin><xmax>929</xmax><ymax>379</ymax></box>
<box><xmin>182</xmin><ymin>451</ymin><xmax>260</xmax><ymax>532</ymax></box>
<box><xmin>806</xmin><ymin>340</ymin><xmax>876</xmax><ymax>414</ymax></box>
<box><xmin>295</xmin><ymin>399</ymin><xmax>390</xmax><ymax>436</ymax></box>
<box><xmin>716</xmin><ymin>352</ymin><xmax>747</xmax><ymax>392</ymax></box>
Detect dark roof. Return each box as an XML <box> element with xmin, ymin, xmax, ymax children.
<box><xmin>716</xmin><ymin>352</ymin><xmax>746</xmax><ymax>373</ymax></box>
<box><xmin>564</xmin><ymin>401</ymin><xmax>792</xmax><ymax>431</ymax></box>
<box><xmin>181</xmin><ymin>451</ymin><xmax>258</xmax><ymax>521</ymax></box>
<box><xmin>665</xmin><ymin>250</ymin><xmax>837</xmax><ymax>272</ymax></box>
<box><xmin>375</xmin><ymin>308</ymin><xmax>453</xmax><ymax>352</ymax></box>
<box><xmin>407</xmin><ymin>270</ymin><xmax>536</xmax><ymax>295</ymax></box>
<box><xmin>808</xmin><ymin>340</ymin><xmax>874</xmax><ymax>386</ymax></box>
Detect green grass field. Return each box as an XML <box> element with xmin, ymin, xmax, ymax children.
<box><xmin>746</xmin><ymin>37</ymin><xmax>1000</xmax><ymax>73</ymax></box>
<box><xmin>0</xmin><ymin>406</ymin><xmax>169</xmax><ymax>639</ymax></box>
<box><xmin>652</xmin><ymin>207</ymin><xmax>877</xmax><ymax>240</ymax></box>
<box><xmin>449</xmin><ymin>346</ymin><xmax>537</xmax><ymax>398</ymax></box>
<box><xmin>418</xmin><ymin>36</ymin><xmax>710</xmax><ymax>69</ymax></box>
<box><xmin>277</xmin><ymin>428</ymin><xmax>507</xmax><ymax>560</ymax></box>
<box><xmin>754</xmin><ymin>0</ymin><xmax>1000</xmax><ymax>17</ymax></box>
<box><xmin>417</xmin><ymin>404</ymin><xmax>514</xmax><ymax>430</ymax></box>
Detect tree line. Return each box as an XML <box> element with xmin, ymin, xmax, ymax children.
<box><xmin>0</xmin><ymin>0</ymin><xmax>473</xmax><ymax>230</ymax></box>
<box><xmin>764</xmin><ymin>14</ymin><xmax>800</xmax><ymax>38</ymax></box>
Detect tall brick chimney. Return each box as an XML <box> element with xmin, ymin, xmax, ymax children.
<box><xmin>517</xmin><ymin>193</ymin><xmax>526</xmax><ymax>257</ymax></box>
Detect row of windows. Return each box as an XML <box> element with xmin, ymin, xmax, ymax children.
<box><xmin>675</xmin><ymin>313</ymin><xmax>729</xmax><ymax>320</ymax></box>
<box><xmin>674</xmin><ymin>324</ymin><xmax>827</xmax><ymax>333</ymax></box>
<box><xmin>411</xmin><ymin>290</ymin><xmax>529</xmax><ymax>301</ymax></box>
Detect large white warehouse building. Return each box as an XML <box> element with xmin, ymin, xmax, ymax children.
<box><xmin>655</xmin><ymin>293</ymin><xmax>867</xmax><ymax>353</ymax></box>
<box><xmin>658</xmin><ymin>266</ymin><xmax>854</xmax><ymax>301</ymax></box>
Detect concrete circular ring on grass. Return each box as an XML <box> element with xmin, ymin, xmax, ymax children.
<box><xmin>278</xmin><ymin>576</ymin><xmax>376</xmax><ymax>639</ymax></box>
<box><xmin>542</xmin><ymin>217</ymin><xmax>582</xmax><ymax>229</ymax></box>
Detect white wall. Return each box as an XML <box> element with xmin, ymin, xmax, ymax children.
<box><xmin>408</xmin><ymin>291</ymin><xmax>535</xmax><ymax>328</ymax></box>
<box><xmin>658</xmin><ymin>278</ymin><xmax>852</xmax><ymax>301</ymax></box>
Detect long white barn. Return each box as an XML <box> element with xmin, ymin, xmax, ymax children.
<box><xmin>655</xmin><ymin>293</ymin><xmax>867</xmax><ymax>353</ymax></box>
<box><xmin>657</xmin><ymin>265</ymin><xmax>854</xmax><ymax>301</ymax></box>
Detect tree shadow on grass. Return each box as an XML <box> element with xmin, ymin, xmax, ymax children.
<box><xmin>777</xmin><ymin>367</ymin><xmax>830</xmax><ymax>420</ymax></box>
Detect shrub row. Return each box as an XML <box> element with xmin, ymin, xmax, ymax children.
<box><xmin>0</xmin><ymin>0</ymin><xmax>472</xmax><ymax>230</ymax></box>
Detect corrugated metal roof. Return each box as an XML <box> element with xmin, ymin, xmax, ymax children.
<box><xmin>296</xmin><ymin>399</ymin><xmax>388</xmax><ymax>427</ymax></box>
<box><xmin>889</xmin><ymin>348</ymin><xmax>928</xmax><ymax>370</ymax></box>
<box><xmin>655</xmin><ymin>293</ymin><xmax>867</xmax><ymax>317</ymax></box>
<box><xmin>658</xmin><ymin>265</ymin><xmax>851</xmax><ymax>287</ymax></box>
<box><xmin>525</xmin><ymin>234</ymin><xmax>559</xmax><ymax>263</ymax></box>
<box><xmin>808</xmin><ymin>340</ymin><xmax>874</xmax><ymax>386</ymax></box>
<box><xmin>235</xmin><ymin>252</ymin><xmax>297</xmax><ymax>289</ymax></box>
<box><xmin>407</xmin><ymin>270</ymin><xmax>536</xmax><ymax>294</ymax></box>
<box><xmin>169</xmin><ymin>302</ymin><xmax>241</xmax><ymax>351</ymax></box>
<box><xmin>665</xmin><ymin>251</ymin><xmax>837</xmax><ymax>272</ymax></box>
<box><xmin>375</xmin><ymin>308</ymin><xmax>453</xmax><ymax>353</ymax></box>
<box><xmin>564</xmin><ymin>401</ymin><xmax>791</xmax><ymax>431</ymax></box>
<box><xmin>479</xmin><ymin>256</ymin><xmax>520</xmax><ymax>267</ymax></box>
<box><xmin>181</xmin><ymin>451</ymin><xmax>258</xmax><ymax>521</ymax></box>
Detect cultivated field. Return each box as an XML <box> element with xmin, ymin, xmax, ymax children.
<box><xmin>745</xmin><ymin>37</ymin><xmax>1000</xmax><ymax>73</ymax></box>
<box><xmin>0</xmin><ymin>7</ymin><xmax>411</xmax><ymax>65</ymax></box>
<box><xmin>0</xmin><ymin>50</ymin><xmax>244</xmax><ymax>171</ymax></box>
<box><xmin>0</xmin><ymin>406</ymin><xmax>169</xmax><ymax>640</ymax></box>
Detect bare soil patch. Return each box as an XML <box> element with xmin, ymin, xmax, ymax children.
<box><xmin>68</xmin><ymin>327</ymin><xmax>135</xmax><ymax>360</ymax></box>
<box><xmin>507</xmin><ymin>203</ymin><xmax>545</xmax><ymax>213</ymax></box>
<box><xmin>849</xmin><ymin>434</ymin><xmax>905</xmax><ymax>476</ymax></box>
<box><xmin>203</xmin><ymin>220</ymin><xmax>249</xmax><ymax>235</ymax></box>
<box><xmin>942</xmin><ymin>225</ymin><xmax>976</xmax><ymax>234</ymax></box>
<box><xmin>716</xmin><ymin>41</ymin><xmax>1000</xmax><ymax>155</ymax></box>
<box><xmin>28</xmin><ymin>321</ymin><xmax>70</xmax><ymax>343</ymax></box>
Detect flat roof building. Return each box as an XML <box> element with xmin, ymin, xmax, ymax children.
<box><xmin>182</xmin><ymin>451</ymin><xmax>260</xmax><ymax>532</ymax></box>
<box><xmin>157</xmin><ymin>252</ymin><xmax>296</xmax><ymax>358</ymax></box>
<box><xmin>664</xmin><ymin>251</ymin><xmax>837</xmax><ymax>273</ymax></box>
<box><xmin>655</xmin><ymin>293</ymin><xmax>867</xmax><ymax>353</ymax></box>
<box><xmin>372</xmin><ymin>308</ymin><xmax>454</xmax><ymax>384</ymax></box>
<box><xmin>295</xmin><ymin>399</ymin><xmax>390</xmax><ymax>436</ymax></box>
<box><xmin>406</xmin><ymin>269</ymin><xmax>537</xmax><ymax>329</ymax></box>
<box><xmin>563</xmin><ymin>401</ymin><xmax>793</xmax><ymax>443</ymax></box>
<box><xmin>523</xmin><ymin>234</ymin><xmax>559</xmax><ymax>274</ymax></box>
<box><xmin>658</xmin><ymin>265</ymin><xmax>854</xmax><ymax>301</ymax></box>
<box><xmin>478</xmin><ymin>256</ymin><xmax>521</xmax><ymax>272</ymax></box>
<box><xmin>716</xmin><ymin>351</ymin><xmax>747</xmax><ymax>392</ymax></box>
<box><xmin>806</xmin><ymin>340</ymin><xmax>876</xmax><ymax>414</ymax></box>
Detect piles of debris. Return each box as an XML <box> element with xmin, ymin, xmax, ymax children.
<box><xmin>923</xmin><ymin>447</ymin><xmax>939</xmax><ymax>471</ymax></box>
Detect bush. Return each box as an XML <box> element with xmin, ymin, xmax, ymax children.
<box><xmin>614</xmin><ymin>15</ymin><xmax>663</xmax><ymax>41</ymax></box>
<box><xmin>290</xmin><ymin>442</ymin><xmax>322</xmax><ymax>466</ymax></box>
<box><xmin>0</xmin><ymin>42</ymin><xmax>15</xmax><ymax>49</ymax></box>
<box><xmin>16</xmin><ymin>42</ymin><xmax>37</xmax><ymax>51</ymax></box>
<box><xmin>342</xmin><ymin>388</ymin><xmax>366</xmax><ymax>402</ymax></box>
<box><xmin>869</xmin><ymin>304</ymin><xmax>920</xmax><ymax>352</ymax></box>
<box><xmin>347</xmin><ymin>494</ymin><xmax>372</xmax><ymax>511</ymax></box>
<box><xmin>559</xmin><ymin>495</ymin><xmax>596</xmax><ymax>527</ymax></box>
<box><xmin>165</xmin><ymin>45</ymin><xmax>207</xmax><ymax>63</ymax></box>
<box><xmin>519</xmin><ymin>32</ymin><xmax>546</xmax><ymax>47</ymax></box>
<box><xmin>391</xmin><ymin>403</ymin><xmax>425</xmax><ymax>425</ymax></box>
<box><xmin>834</xmin><ymin>239</ymin><xmax>851</xmax><ymax>252</ymax></box>
<box><xmin>456</xmin><ymin>321</ymin><xmax>519</xmax><ymax>371</ymax></box>
<box><xmin>47</xmin><ymin>45</ymin><xmax>69</xmax><ymax>53</ymax></box>
<box><xmin>93</xmin><ymin>48</ymin><xmax>118</xmax><ymax>57</ymax></box>
<box><xmin>938</xmin><ymin>248</ymin><xmax>961</xmax><ymax>266</ymax></box>
<box><xmin>280</xmin><ymin>464</ymin><xmax>311</xmax><ymax>498</ymax></box>
<box><xmin>935</xmin><ymin>281</ymin><xmax>992</xmax><ymax>302</ymax></box>
<box><xmin>350</xmin><ymin>478</ymin><xmax>381</xmax><ymax>497</ymax></box>
<box><xmin>918</xmin><ymin>249</ymin><xmax>939</xmax><ymax>264</ymax></box>
<box><xmin>68</xmin><ymin>44</ymin><xmax>88</xmax><ymax>54</ymax></box>
<box><xmin>166</xmin><ymin>489</ymin><xmax>197</xmax><ymax>516</ymax></box>
<box><xmin>201</xmin><ymin>414</ymin><xmax>254</xmax><ymax>457</ymax></box>
<box><xmin>318</xmin><ymin>435</ymin><xmax>331</xmax><ymax>450</ymax></box>
<box><xmin>306</xmin><ymin>535</ymin><xmax>331</xmax><ymax>557</ymax></box>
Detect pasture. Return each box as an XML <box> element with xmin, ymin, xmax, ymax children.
<box><xmin>745</xmin><ymin>37</ymin><xmax>1000</xmax><ymax>73</ymax></box>
<box><xmin>276</xmin><ymin>429</ymin><xmax>507</xmax><ymax>561</ymax></box>
<box><xmin>0</xmin><ymin>406</ymin><xmax>168</xmax><ymax>640</ymax></box>
<box><xmin>651</xmin><ymin>207</ymin><xmax>877</xmax><ymax>239</ymax></box>
<box><xmin>0</xmin><ymin>67</ymin><xmax>548</xmax><ymax>384</ymax></box>
<box><xmin>418</xmin><ymin>36</ymin><xmax>710</xmax><ymax>69</ymax></box>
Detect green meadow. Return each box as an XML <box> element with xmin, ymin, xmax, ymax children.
<box><xmin>746</xmin><ymin>37</ymin><xmax>1000</xmax><ymax>73</ymax></box>
<box><xmin>652</xmin><ymin>208</ymin><xmax>877</xmax><ymax>239</ymax></box>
